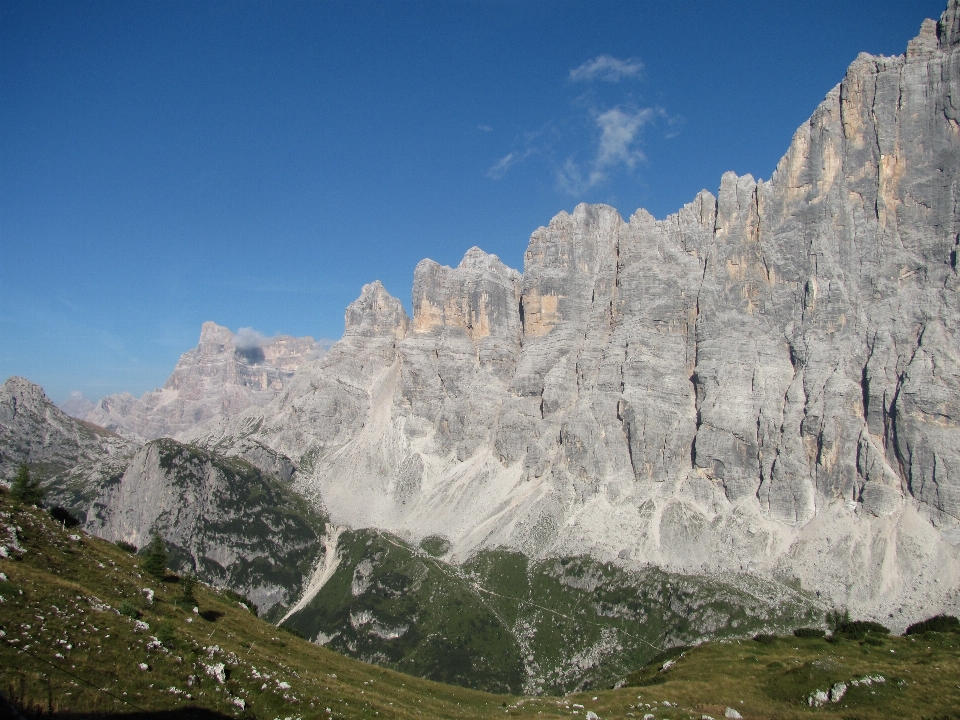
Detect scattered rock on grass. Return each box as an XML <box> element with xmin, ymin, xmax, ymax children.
<box><xmin>830</xmin><ymin>682</ymin><xmax>847</xmax><ymax>702</ymax></box>
<box><xmin>204</xmin><ymin>662</ymin><xmax>227</xmax><ymax>683</ymax></box>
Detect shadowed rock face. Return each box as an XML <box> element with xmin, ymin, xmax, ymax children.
<box><xmin>88</xmin><ymin>437</ymin><xmax>326</xmax><ymax>613</ymax></box>
<box><xmin>86</xmin><ymin>322</ymin><xmax>325</xmax><ymax>441</ymax></box>
<box><xmin>192</xmin><ymin>3</ymin><xmax>960</xmax><ymax>626</ymax></box>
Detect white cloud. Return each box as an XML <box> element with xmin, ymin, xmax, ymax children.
<box><xmin>488</xmin><ymin>152</ymin><xmax>516</xmax><ymax>179</ymax></box>
<box><xmin>595</xmin><ymin>107</ymin><xmax>653</xmax><ymax>171</ymax></box>
<box><xmin>233</xmin><ymin>327</ymin><xmax>268</xmax><ymax>350</ymax></box>
<box><xmin>487</xmin><ymin>148</ymin><xmax>534</xmax><ymax>180</ymax></box>
<box><xmin>486</xmin><ymin>53</ymin><xmax>679</xmax><ymax>192</ymax></box>
<box><xmin>556</xmin><ymin>106</ymin><xmax>657</xmax><ymax>195</ymax></box>
<box><xmin>569</xmin><ymin>55</ymin><xmax>643</xmax><ymax>83</ymax></box>
<box><xmin>556</xmin><ymin>158</ymin><xmax>587</xmax><ymax>196</ymax></box>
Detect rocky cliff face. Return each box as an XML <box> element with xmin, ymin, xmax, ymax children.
<box><xmin>87</xmin><ymin>322</ymin><xmax>325</xmax><ymax>441</ymax></box>
<box><xmin>0</xmin><ymin>376</ymin><xmax>140</xmax><ymax>526</ymax></box>
<box><xmin>87</xmin><ymin>438</ymin><xmax>326</xmax><ymax>613</ymax></box>
<box><xmin>197</xmin><ymin>4</ymin><xmax>960</xmax><ymax>628</ymax></box>
<box><xmin>0</xmin><ymin>377</ymin><xmax>136</xmax><ymax>483</ymax></box>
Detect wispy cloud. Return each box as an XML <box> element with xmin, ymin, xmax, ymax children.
<box><xmin>487</xmin><ymin>148</ymin><xmax>534</xmax><ymax>180</ymax></box>
<box><xmin>488</xmin><ymin>53</ymin><xmax>681</xmax><ymax>192</ymax></box>
<box><xmin>488</xmin><ymin>152</ymin><xmax>517</xmax><ymax>179</ymax></box>
<box><xmin>477</xmin><ymin>124</ymin><xmax>492</xmax><ymax>132</ymax></box>
<box><xmin>234</xmin><ymin>327</ymin><xmax>269</xmax><ymax>350</ymax></box>
<box><xmin>557</xmin><ymin>106</ymin><xmax>661</xmax><ymax>195</ymax></box>
<box><xmin>595</xmin><ymin>107</ymin><xmax>654</xmax><ymax>170</ymax></box>
<box><xmin>569</xmin><ymin>55</ymin><xmax>643</xmax><ymax>83</ymax></box>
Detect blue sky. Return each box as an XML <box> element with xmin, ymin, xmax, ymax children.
<box><xmin>0</xmin><ymin>0</ymin><xmax>945</xmax><ymax>403</ymax></box>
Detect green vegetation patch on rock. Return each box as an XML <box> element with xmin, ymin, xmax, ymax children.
<box><xmin>283</xmin><ymin>529</ymin><xmax>527</xmax><ymax>694</ymax></box>
<box><xmin>284</xmin><ymin>537</ymin><xmax>823</xmax><ymax>695</ymax></box>
<box><xmin>91</xmin><ymin>437</ymin><xmax>328</xmax><ymax>617</ymax></box>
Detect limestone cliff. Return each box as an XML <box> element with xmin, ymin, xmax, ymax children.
<box><xmin>197</xmin><ymin>4</ymin><xmax>960</xmax><ymax>628</ymax></box>
<box><xmin>87</xmin><ymin>322</ymin><xmax>324</xmax><ymax>441</ymax></box>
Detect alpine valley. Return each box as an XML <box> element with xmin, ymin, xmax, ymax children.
<box><xmin>5</xmin><ymin>1</ymin><xmax>960</xmax><ymax>699</ymax></box>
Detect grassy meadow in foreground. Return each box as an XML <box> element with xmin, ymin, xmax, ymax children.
<box><xmin>1</xmin><ymin>490</ymin><xmax>959</xmax><ymax>719</ymax></box>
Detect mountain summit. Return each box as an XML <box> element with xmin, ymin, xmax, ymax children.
<box><xmin>86</xmin><ymin>322</ymin><xmax>325</xmax><ymax>440</ymax></box>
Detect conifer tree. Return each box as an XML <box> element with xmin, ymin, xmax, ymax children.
<box><xmin>142</xmin><ymin>533</ymin><xmax>168</xmax><ymax>580</ymax></box>
<box><xmin>180</xmin><ymin>572</ymin><xmax>197</xmax><ymax>603</ymax></box>
<box><xmin>10</xmin><ymin>463</ymin><xmax>44</xmax><ymax>506</ymax></box>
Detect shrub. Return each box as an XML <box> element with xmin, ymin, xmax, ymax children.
<box><xmin>753</xmin><ymin>633</ymin><xmax>778</xmax><ymax>645</ymax></box>
<box><xmin>10</xmin><ymin>464</ymin><xmax>44</xmax><ymax>506</ymax></box>
<box><xmin>905</xmin><ymin>615</ymin><xmax>960</xmax><ymax>635</ymax></box>
<box><xmin>827</xmin><ymin>608</ymin><xmax>850</xmax><ymax>633</ymax></box>
<box><xmin>420</xmin><ymin>535</ymin><xmax>452</xmax><ymax>557</ymax></box>
<box><xmin>793</xmin><ymin>627</ymin><xmax>825</xmax><ymax>638</ymax></box>
<box><xmin>827</xmin><ymin>608</ymin><xmax>888</xmax><ymax>639</ymax></box>
<box><xmin>838</xmin><ymin>620</ymin><xmax>889</xmax><ymax>639</ymax></box>
<box><xmin>118</xmin><ymin>600</ymin><xmax>139</xmax><ymax>619</ymax></box>
<box><xmin>49</xmin><ymin>506</ymin><xmax>80</xmax><ymax>528</ymax></box>
<box><xmin>115</xmin><ymin>540</ymin><xmax>137</xmax><ymax>554</ymax></box>
<box><xmin>141</xmin><ymin>533</ymin><xmax>168</xmax><ymax>580</ymax></box>
<box><xmin>279</xmin><ymin>624</ymin><xmax>304</xmax><ymax>639</ymax></box>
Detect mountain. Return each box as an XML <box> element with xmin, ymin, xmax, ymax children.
<box><xmin>86</xmin><ymin>321</ymin><xmax>325</xmax><ymax>441</ymax></box>
<box><xmin>86</xmin><ymin>437</ymin><xmax>327</xmax><ymax>612</ymax></box>
<box><xmin>0</xmin><ymin>376</ymin><xmax>137</xmax><ymax>486</ymax></box>
<box><xmin>1</xmin><ymin>375</ymin><xmax>820</xmax><ymax>694</ymax></box>
<box><xmin>195</xmin><ymin>5</ymin><xmax>960</xmax><ymax>629</ymax></box>
<box><xmin>0</xmin><ymin>377</ymin><xmax>324</xmax><ymax>616</ymax></box>
<box><xmin>4</xmin><ymin>1</ymin><xmax>960</xmax><ymax>700</ymax></box>
<box><xmin>58</xmin><ymin>390</ymin><xmax>95</xmax><ymax>419</ymax></box>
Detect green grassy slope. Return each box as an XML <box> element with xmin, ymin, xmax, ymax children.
<box><xmin>285</xmin><ymin>532</ymin><xmax>822</xmax><ymax>695</ymax></box>
<box><xmin>281</xmin><ymin>529</ymin><xmax>528</xmax><ymax>694</ymax></box>
<box><xmin>0</xmin><ymin>491</ymin><xmax>535</xmax><ymax>718</ymax></box>
<box><xmin>465</xmin><ymin>551</ymin><xmax>824</xmax><ymax>695</ymax></box>
<box><xmin>3</xmin><ymin>490</ymin><xmax>959</xmax><ymax>719</ymax></box>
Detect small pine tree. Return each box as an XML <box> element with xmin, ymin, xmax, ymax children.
<box><xmin>141</xmin><ymin>533</ymin><xmax>168</xmax><ymax>580</ymax></box>
<box><xmin>10</xmin><ymin>464</ymin><xmax>44</xmax><ymax>506</ymax></box>
<box><xmin>180</xmin><ymin>573</ymin><xmax>197</xmax><ymax>603</ymax></box>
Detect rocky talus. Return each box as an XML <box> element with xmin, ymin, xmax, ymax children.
<box><xmin>87</xmin><ymin>321</ymin><xmax>324</xmax><ymax>441</ymax></box>
<box><xmin>198</xmin><ymin>5</ymin><xmax>960</xmax><ymax>628</ymax></box>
